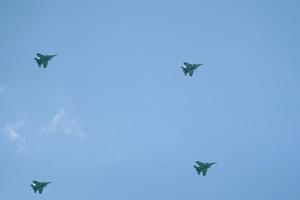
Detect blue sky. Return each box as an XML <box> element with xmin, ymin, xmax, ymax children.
<box><xmin>1</xmin><ymin>0</ymin><xmax>299</xmax><ymax>199</ymax></box>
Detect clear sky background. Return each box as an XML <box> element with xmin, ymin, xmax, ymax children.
<box><xmin>0</xmin><ymin>0</ymin><xmax>299</xmax><ymax>199</ymax></box>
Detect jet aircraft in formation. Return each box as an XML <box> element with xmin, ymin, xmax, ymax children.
<box><xmin>193</xmin><ymin>161</ymin><xmax>216</xmax><ymax>176</ymax></box>
<box><xmin>181</xmin><ymin>62</ymin><xmax>203</xmax><ymax>76</ymax></box>
<box><xmin>34</xmin><ymin>53</ymin><xmax>57</xmax><ymax>68</ymax></box>
<box><xmin>30</xmin><ymin>54</ymin><xmax>210</xmax><ymax>192</ymax></box>
<box><xmin>30</xmin><ymin>180</ymin><xmax>51</xmax><ymax>194</ymax></box>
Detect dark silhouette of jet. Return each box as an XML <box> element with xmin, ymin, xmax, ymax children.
<box><xmin>34</xmin><ymin>53</ymin><xmax>58</xmax><ymax>68</ymax></box>
<box><xmin>181</xmin><ymin>62</ymin><xmax>203</xmax><ymax>76</ymax></box>
<box><xmin>30</xmin><ymin>180</ymin><xmax>51</xmax><ymax>194</ymax></box>
<box><xmin>193</xmin><ymin>161</ymin><xmax>216</xmax><ymax>176</ymax></box>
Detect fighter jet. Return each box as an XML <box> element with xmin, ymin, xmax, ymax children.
<box><xmin>181</xmin><ymin>62</ymin><xmax>203</xmax><ymax>76</ymax></box>
<box><xmin>34</xmin><ymin>53</ymin><xmax>58</xmax><ymax>68</ymax></box>
<box><xmin>30</xmin><ymin>180</ymin><xmax>51</xmax><ymax>194</ymax></box>
<box><xmin>193</xmin><ymin>161</ymin><xmax>216</xmax><ymax>176</ymax></box>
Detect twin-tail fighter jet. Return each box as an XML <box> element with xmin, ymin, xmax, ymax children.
<box><xmin>30</xmin><ymin>180</ymin><xmax>51</xmax><ymax>194</ymax></box>
<box><xmin>193</xmin><ymin>161</ymin><xmax>216</xmax><ymax>176</ymax></box>
<box><xmin>34</xmin><ymin>53</ymin><xmax>58</xmax><ymax>68</ymax></box>
<box><xmin>181</xmin><ymin>62</ymin><xmax>203</xmax><ymax>76</ymax></box>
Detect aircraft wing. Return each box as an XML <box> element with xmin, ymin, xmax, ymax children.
<box><xmin>36</xmin><ymin>53</ymin><xmax>46</xmax><ymax>59</ymax></box>
<box><xmin>202</xmin><ymin>168</ymin><xmax>208</xmax><ymax>176</ymax></box>
<box><xmin>188</xmin><ymin>70</ymin><xmax>194</xmax><ymax>76</ymax></box>
<box><xmin>42</xmin><ymin>61</ymin><xmax>48</xmax><ymax>68</ymax></box>
<box><xmin>38</xmin><ymin>187</ymin><xmax>43</xmax><ymax>194</ymax></box>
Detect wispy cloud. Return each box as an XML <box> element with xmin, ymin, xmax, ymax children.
<box><xmin>42</xmin><ymin>110</ymin><xmax>86</xmax><ymax>140</ymax></box>
<box><xmin>4</xmin><ymin>121</ymin><xmax>27</xmax><ymax>152</ymax></box>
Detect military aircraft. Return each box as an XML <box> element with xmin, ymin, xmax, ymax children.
<box><xmin>193</xmin><ymin>161</ymin><xmax>216</xmax><ymax>176</ymax></box>
<box><xmin>181</xmin><ymin>62</ymin><xmax>203</xmax><ymax>76</ymax></box>
<box><xmin>34</xmin><ymin>53</ymin><xmax>58</xmax><ymax>68</ymax></box>
<box><xmin>30</xmin><ymin>180</ymin><xmax>52</xmax><ymax>194</ymax></box>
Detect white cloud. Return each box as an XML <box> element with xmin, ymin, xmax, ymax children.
<box><xmin>4</xmin><ymin>121</ymin><xmax>27</xmax><ymax>152</ymax></box>
<box><xmin>42</xmin><ymin>110</ymin><xmax>86</xmax><ymax>140</ymax></box>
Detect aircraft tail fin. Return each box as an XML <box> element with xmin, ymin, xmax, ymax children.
<box><xmin>34</xmin><ymin>58</ymin><xmax>42</xmax><ymax>67</ymax></box>
<box><xmin>193</xmin><ymin>165</ymin><xmax>201</xmax><ymax>175</ymax></box>
<box><xmin>31</xmin><ymin>184</ymin><xmax>37</xmax><ymax>193</ymax></box>
<box><xmin>181</xmin><ymin>67</ymin><xmax>188</xmax><ymax>76</ymax></box>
